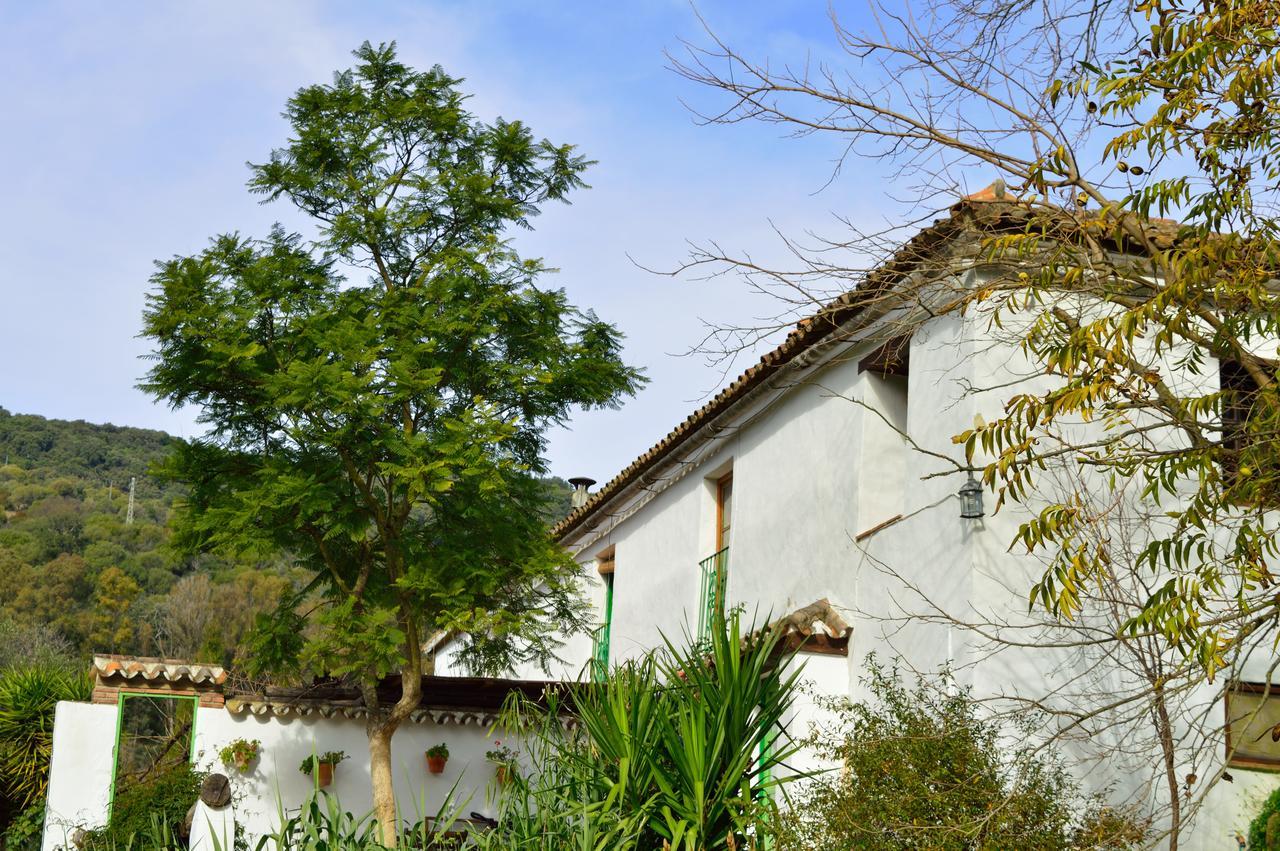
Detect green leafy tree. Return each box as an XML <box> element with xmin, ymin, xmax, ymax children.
<box><xmin>2</xmin><ymin>554</ymin><xmax>92</xmax><ymax>649</ymax></box>
<box><xmin>25</xmin><ymin>497</ymin><xmax>85</xmax><ymax>560</ymax></box>
<box><xmin>140</xmin><ymin>42</ymin><xmax>641</xmax><ymax>843</ymax></box>
<box><xmin>774</xmin><ymin>659</ymin><xmax>1147</xmax><ymax>850</ymax></box>
<box><xmin>84</xmin><ymin>566</ymin><xmax>141</xmax><ymax>653</ymax></box>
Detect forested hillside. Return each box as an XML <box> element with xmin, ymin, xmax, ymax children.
<box><xmin>0</xmin><ymin>407</ymin><xmax>574</xmax><ymax>669</ymax></box>
<box><xmin>0</xmin><ymin>407</ymin><xmax>296</xmax><ymax>668</ymax></box>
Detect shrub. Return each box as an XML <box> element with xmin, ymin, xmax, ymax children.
<box><xmin>1249</xmin><ymin>786</ymin><xmax>1280</xmax><ymax>850</ymax></box>
<box><xmin>772</xmin><ymin>658</ymin><xmax>1148</xmax><ymax>851</ymax></box>
<box><xmin>84</xmin><ymin>762</ymin><xmax>204</xmax><ymax>849</ymax></box>
<box><xmin>0</xmin><ymin>803</ymin><xmax>45</xmax><ymax>851</ymax></box>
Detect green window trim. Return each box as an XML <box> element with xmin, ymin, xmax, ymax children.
<box><xmin>755</xmin><ymin>724</ymin><xmax>778</xmax><ymax>850</ymax></box>
<box><xmin>591</xmin><ymin>572</ymin><xmax>614</xmax><ymax>682</ymax></box>
<box><xmin>697</xmin><ymin>546</ymin><xmax>729</xmax><ymax>643</ymax></box>
<box><xmin>108</xmin><ymin>691</ymin><xmax>200</xmax><ymax>818</ymax></box>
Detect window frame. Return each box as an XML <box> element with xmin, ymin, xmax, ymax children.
<box><xmin>1225</xmin><ymin>681</ymin><xmax>1280</xmax><ymax>772</ymax></box>
<box><xmin>715</xmin><ymin>472</ymin><xmax>733</xmax><ymax>552</ymax></box>
<box><xmin>592</xmin><ymin>550</ymin><xmax>616</xmax><ymax>682</ymax></box>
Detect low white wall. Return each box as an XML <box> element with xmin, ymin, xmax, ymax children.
<box><xmin>43</xmin><ymin>701</ymin><xmax>516</xmax><ymax>848</ymax></box>
<box><xmin>42</xmin><ymin>701</ymin><xmax>117</xmax><ymax>851</ymax></box>
<box><xmin>192</xmin><ymin>707</ymin><xmax>510</xmax><ymax>837</ymax></box>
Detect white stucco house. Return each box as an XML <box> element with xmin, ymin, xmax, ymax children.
<box><xmin>436</xmin><ymin>191</ymin><xmax>1280</xmax><ymax>848</ymax></box>
<box><xmin>43</xmin><ymin>192</ymin><xmax>1280</xmax><ymax>849</ymax></box>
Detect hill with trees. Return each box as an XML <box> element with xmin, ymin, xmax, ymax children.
<box><xmin>0</xmin><ymin>406</ymin><xmax>295</xmax><ymax>668</ymax></box>
<box><xmin>0</xmin><ymin>406</ymin><xmax>575</xmax><ymax>670</ymax></box>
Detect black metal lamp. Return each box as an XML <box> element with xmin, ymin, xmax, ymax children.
<box><xmin>959</xmin><ymin>475</ymin><xmax>984</xmax><ymax>519</ymax></box>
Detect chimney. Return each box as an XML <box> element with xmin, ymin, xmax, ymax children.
<box><xmin>568</xmin><ymin>477</ymin><xmax>596</xmax><ymax>509</ymax></box>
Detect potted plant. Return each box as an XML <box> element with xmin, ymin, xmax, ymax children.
<box><xmin>425</xmin><ymin>742</ymin><xmax>449</xmax><ymax>775</ymax></box>
<box><xmin>299</xmin><ymin>750</ymin><xmax>347</xmax><ymax>789</ymax></box>
<box><xmin>485</xmin><ymin>741</ymin><xmax>517</xmax><ymax>784</ymax></box>
<box><xmin>218</xmin><ymin>738</ymin><xmax>262</xmax><ymax>774</ymax></box>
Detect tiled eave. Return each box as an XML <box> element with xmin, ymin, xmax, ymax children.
<box><xmin>88</xmin><ymin>655</ymin><xmax>582</xmax><ymax>725</ymax></box>
<box><xmin>93</xmin><ymin>654</ymin><xmax>226</xmax><ymax>687</ymax></box>
<box><xmin>225</xmin><ymin>697</ymin><xmax>500</xmax><ymax>728</ymax></box>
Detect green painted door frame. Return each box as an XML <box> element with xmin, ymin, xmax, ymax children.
<box><xmin>107</xmin><ymin>691</ymin><xmax>200</xmax><ymax>818</ymax></box>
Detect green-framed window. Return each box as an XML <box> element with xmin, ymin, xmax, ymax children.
<box><xmin>698</xmin><ymin>472</ymin><xmax>733</xmax><ymax>643</ymax></box>
<box><xmin>109</xmin><ymin>692</ymin><xmax>199</xmax><ymax>816</ymax></box>
<box><xmin>591</xmin><ymin>571</ymin><xmax>614</xmax><ymax>682</ymax></box>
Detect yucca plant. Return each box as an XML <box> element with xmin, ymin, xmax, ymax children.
<box><xmin>0</xmin><ymin>664</ymin><xmax>92</xmax><ymax>808</ymax></box>
<box><xmin>490</xmin><ymin>610</ymin><xmax>804</xmax><ymax>850</ymax></box>
<box><xmin>472</xmin><ymin>691</ymin><xmax>647</xmax><ymax>850</ymax></box>
<box><xmin>645</xmin><ymin>610</ymin><xmax>803</xmax><ymax>849</ymax></box>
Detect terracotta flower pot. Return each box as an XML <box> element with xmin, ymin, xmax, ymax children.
<box><xmin>426</xmin><ymin>755</ymin><xmax>447</xmax><ymax>775</ymax></box>
<box><xmin>316</xmin><ymin>762</ymin><xmax>335</xmax><ymax>788</ymax></box>
<box><xmin>495</xmin><ymin>764</ymin><xmax>511</xmax><ymax>785</ymax></box>
<box><xmin>233</xmin><ymin>755</ymin><xmax>257</xmax><ymax>774</ymax></box>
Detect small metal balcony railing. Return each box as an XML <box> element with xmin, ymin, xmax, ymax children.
<box><xmin>697</xmin><ymin>546</ymin><xmax>729</xmax><ymax>642</ymax></box>
<box><xmin>590</xmin><ymin>624</ymin><xmax>610</xmax><ymax>683</ymax></box>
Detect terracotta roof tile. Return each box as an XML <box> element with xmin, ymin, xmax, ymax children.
<box><xmin>963</xmin><ymin>179</ymin><xmax>1013</xmax><ymax>201</ymax></box>
<box><xmin>226</xmin><ymin>674</ymin><xmax>579</xmax><ymax>723</ymax></box>
<box><xmin>92</xmin><ymin>654</ymin><xmax>226</xmax><ymax>686</ymax></box>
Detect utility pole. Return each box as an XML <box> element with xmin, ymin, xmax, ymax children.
<box><xmin>126</xmin><ymin>476</ymin><xmax>136</xmax><ymax>525</ymax></box>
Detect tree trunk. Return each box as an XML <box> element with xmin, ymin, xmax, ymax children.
<box><xmin>363</xmin><ymin>581</ymin><xmax>426</xmax><ymax>848</ymax></box>
<box><xmin>1153</xmin><ymin>685</ymin><xmax>1180</xmax><ymax>851</ymax></box>
<box><xmin>369</xmin><ymin>723</ymin><xmax>399</xmax><ymax>847</ymax></box>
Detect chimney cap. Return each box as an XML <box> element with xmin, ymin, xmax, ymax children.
<box><xmin>567</xmin><ymin>477</ymin><xmax>597</xmax><ymax>489</ymax></box>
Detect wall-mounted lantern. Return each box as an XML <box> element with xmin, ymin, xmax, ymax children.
<box><xmin>959</xmin><ymin>475</ymin><xmax>984</xmax><ymax>520</ymax></box>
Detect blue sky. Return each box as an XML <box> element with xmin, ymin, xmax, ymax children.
<box><xmin>1</xmin><ymin>1</ymin><xmax>909</xmax><ymax>482</ymax></box>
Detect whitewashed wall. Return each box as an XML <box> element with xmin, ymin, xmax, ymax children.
<box><xmin>192</xmin><ymin>708</ymin><xmax>510</xmax><ymax>836</ymax></box>
<box><xmin>544</xmin><ymin>291</ymin><xmax>1280</xmax><ymax>847</ymax></box>
<box><xmin>42</xmin><ymin>702</ymin><xmax>116</xmax><ymax>851</ymax></box>
<box><xmin>42</xmin><ymin>702</ymin><xmax>515</xmax><ymax>850</ymax></box>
